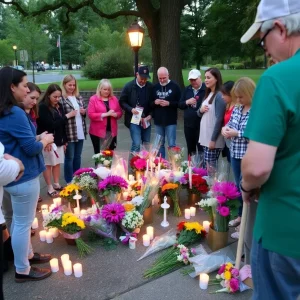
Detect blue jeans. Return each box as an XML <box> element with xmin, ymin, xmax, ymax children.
<box><xmin>129</xmin><ymin>124</ymin><xmax>151</xmax><ymax>153</ymax></box>
<box><xmin>251</xmin><ymin>239</ymin><xmax>300</xmax><ymax>300</ymax></box>
<box><xmin>64</xmin><ymin>140</ymin><xmax>84</xmax><ymax>183</ymax></box>
<box><xmin>155</xmin><ymin>125</ymin><xmax>176</xmax><ymax>158</ymax></box>
<box><xmin>231</xmin><ymin>157</ymin><xmax>243</xmax><ymax>217</ymax></box>
<box><xmin>4</xmin><ymin>177</ymin><xmax>40</xmax><ymax>274</ymax></box>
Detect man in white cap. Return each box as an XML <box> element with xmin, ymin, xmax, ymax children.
<box><xmin>178</xmin><ymin>69</ymin><xmax>206</xmax><ymax>156</ymax></box>
<box><xmin>240</xmin><ymin>0</ymin><xmax>300</xmax><ymax>298</ymax></box>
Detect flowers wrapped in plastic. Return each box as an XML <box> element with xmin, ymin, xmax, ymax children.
<box><xmin>167</xmin><ymin>146</ymin><xmax>184</xmax><ymax>170</ymax></box>
<box><xmin>111</xmin><ymin>151</ymin><xmax>129</xmax><ymax>179</ymax></box>
<box><xmin>59</xmin><ymin>183</ymin><xmax>81</xmax><ymax>205</ymax></box>
<box><xmin>161</xmin><ymin>182</ymin><xmax>181</xmax><ymax>216</ymax></box>
<box><xmin>92</xmin><ymin>150</ymin><xmax>114</xmax><ymax>168</ymax></box>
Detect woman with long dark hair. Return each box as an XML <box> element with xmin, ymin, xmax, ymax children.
<box><xmin>0</xmin><ymin>66</ymin><xmax>54</xmax><ymax>282</ymax></box>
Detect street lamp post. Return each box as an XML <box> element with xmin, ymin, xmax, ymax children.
<box><xmin>127</xmin><ymin>21</ymin><xmax>144</xmax><ymax>75</ymax></box>
<box><xmin>12</xmin><ymin>45</ymin><xmax>18</xmax><ymax>67</ymax></box>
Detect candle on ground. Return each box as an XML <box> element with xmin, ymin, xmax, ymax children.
<box><xmin>73</xmin><ymin>207</ymin><xmax>80</xmax><ymax>216</ymax></box>
<box><xmin>49</xmin><ymin>204</ymin><xmax>56</xmax><ymax>212</ymax></box>
<box><xmin>185</xmin><ymin>209</ymin><xmax>191</xmax><ymax>220</ymax></box>
<box><xmin>50</xmin><ymin>258</ymin><xmax>59</xmax><ymax>272</ymax></box>
<box><xmin>143</xmin><ymin>234</ymin><xmax>150</xmax><ymax>247</ymax></box>
<box><xmin>199</xmin><ymin>273</ymin><xmax>209</xmax><ymax>289</ymax></box>
<box><xmin>61</xmin><ymin>254</ymin><xmax>69</xmax><ymax>266</ymax></box>
<box><xmin>129</xmin><ymin>238</ymin><xmax>137</xmax><ymax>250</ymax></box>
<box><xmin>64</xmin><ymin>260</ymin><xmax>72</xmax><ymax>276</ymax></box>
<box><xmin>53</xmin><ymin>197</ymin><xmax>61</xmax><ymax>207</ymax></box>
<box><xmin>41</xmin><ymin>204</ymin><xmax>48</xmax><ymax>212</ymax></box>
<box><xmin>31</xmin><ymin>217</ymin><xmax>39</xmax><ymax>229</ymax></box>
<box><xmin>80</xmin><ymin>209</ymin><xmax>87</xmax><ymax>219</ymax></box>
<box><xmin>39</xmin><ymin>230</ymin><xmax>47</xmax><ymax>242</ymax></box>
<box><xmin>49</xmin><ymin>228</ymin><xmax>59</xmax><ymax>238</ymax></box>
<box><xmin>42</xmin><ymin>211</ymin><xmax>49</xmax><ymax>220</ymax></box>
<box><xmin>146</xmin><ymin>226</ymin><xmax>154</xmax><ymax>240</ymax></box>
<box><xmin>128</xmin><ymin>174</ymin><xmax>134</xmax><ymax>181</ymax></box>
<box><xmin>73</xmin><ymin>263</ymin><xmax>83</xmax><ymax>278</ymax></box>
<box><xmin>203</xmin><ymin>221</ymin><xmax>210</xmax><ymax>233</ymax></box>
<box><xmin>190</xmin><ymin>207</ymin><xmax>196</xmax><ymax>217</ymax></box>
<box><xmin>46</xmin><ymin>232</ymin><xmax>53</xmax><ymax>244</ymax></box>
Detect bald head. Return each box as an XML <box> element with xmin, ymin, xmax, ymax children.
<box><xmin>157</xmin><ymin>67</ymin><xmax>169</xmax><ymax>86</ymax></box>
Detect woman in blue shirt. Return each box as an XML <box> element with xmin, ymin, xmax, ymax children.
<box><xmin>0</xmin><ymin>67</ymin><xmax>54</xmax><ymax>282</ymax></box>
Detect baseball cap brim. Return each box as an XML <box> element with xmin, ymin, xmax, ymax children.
<box><xmin>241</xmin><ymin>22</ymin><xmax>262</xmax><ymax>43</ymax></box>
<box><xmin>139</xmin><ymin>74</ymin><xmax>151</xmax><ymax>79</ymax></box>
<box><xmin>188</xmin><ymin>75</ymin><xmax>198</xmax><ymax>80</ymax></box>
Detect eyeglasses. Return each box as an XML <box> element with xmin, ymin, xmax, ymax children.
<box><xmin>257</xmin><ymin>28</ymin><xmax>273</xmax><ymax>50</ymax></box>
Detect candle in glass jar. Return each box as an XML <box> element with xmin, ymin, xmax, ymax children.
<box><xmin>53</xmin><ymin>197</ymin><xmax>61</xmax><ymax>207</ymax></box>
<box><xmin>64</xmin><ymin>260</ymin><xmax>72</xmax><ymax>276</ymax></box>
<box><xmin>185</xmin><ymin>209</ymin><xmax>191</xmax><ymax>219</ymax></box>
<box><xmin>143</xmin><ymin>234</ymin><xmax>150</xmax><ymax>247</ymax></box>
<box><xmin>190</xmin><ymin>207</ymin><xmax>196</xmax><ymax>217</ymax></box>
<box><xmin>39</xmin><ymin>230</ymin><xmax>47</xmax><ymax>242</ymax></box>
<box><xmin>61</xmin><ymin>254</ymin><xmax>69</xmax><ymax>267</ymax></box>
<box><xmin>73</xmin><ymin>263</ymin><xmax>83</xmax><ymax>278</ymax></box>
<box><xmin>49</xmin><ymin>228</ymin><xmax>59</xmax><ymax>238</ymax></box>
<box><xmin>146</xmin><ymin>226</ymin><xmax>154</xmax><ymax>240</ymax></box>
<box><xmin>199</xmin><ymin>273</ymin><xmax>209</xmax><ymax>289</ymax></box>
<box><xmin>46</xmin><ymin>232</ymin><xmax>53</xmax><ymax>244</ymax></box>
<box><xmin>31</xmin><ymin>217</ymin><xmax>39</xmax><ymax>229</ymax></box>
<box><xmin>129</xmin><ymin>238</ymin><xmax>137</xmax><ymax>250</ymax></box>
<box><xmin>50</xmin><ymin>258</ymin><xmax>59</xmax><ymax>272</ymax></box>
<box><xmin>203</xmin><ymin>221</ymin><xmax>210</xmax><ymax>233</ymax></box>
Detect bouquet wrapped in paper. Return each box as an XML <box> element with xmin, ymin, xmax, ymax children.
<box><xmin>167</xmin><ymin>146</ymin><xmax>184</xmax><ymax>170</ymax></box>
<box><xmin>111</xmin><ymin>151</ymin><xmax>129</xmax><ymax>179</ymax></box>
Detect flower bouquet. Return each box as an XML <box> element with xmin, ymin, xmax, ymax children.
<box><xmin>184</xmin><ymin>173</ymin><xmax>209</xmax><ymax>206</ymax></box>
<box><xmin>167</xmin><ymin>146</ymin><xmax>184</xmax><ymax>170</ymax></box>
<box><xmin>92</xmin><ymin>150</ymin><xmax>114</xmax><ymax>168</ymax></box>
<box><xmin>161</xmin><ymin>182</ymin><xmax>181</xmax><ymax>216</ymax></box>
<box><xmin>59</xmin><ymin>183</ymin><xmax>81</xmax><ymax>205</ymax></box>
<box><xmin>126</xmin><ymin>181</ymin><xmax>142</xmax><ymax>201</ymax></box>
<box><xmin>143</xmin><ymin>221</ymin><xmax>206</xmax><ymax>278</ymax></box>
<box><xmin>130</xmin><ymin>156</ymin><xmax>147</xmax><ymax>172</ymax></box>
<box><xmin>98</xmin><ymin>175</ymin><xmax>128</xmax><ymax>203</ymax></box>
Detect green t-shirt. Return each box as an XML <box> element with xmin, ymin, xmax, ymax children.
<box><xmin>244</xmin><ymin>49</ymin><xmax>300</xmax><ymax>259</ymax></box>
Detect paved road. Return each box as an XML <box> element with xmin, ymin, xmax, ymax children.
<box><xmin>26</xmin><ymin>72</ymin><xmax>83</xmax><ymax>84</ymax></box>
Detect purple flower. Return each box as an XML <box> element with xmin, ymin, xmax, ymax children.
<box><xmin>51</xmin><ymin>206</ymin><xmax>63</xmax><ymax>213</ymax></box>
<box><xmin>192</xmin><ymin>167</ymin><xmax>208</xmax><ymax>177</ymax></box>
<box><xmin>213</xmin><ymin>182</ymin><xmax>240</xmax><ymax>199</ymax></box>
<box><xmin>98</xmin><ymin>175</ymin><xmax>128</xmax><ymax>191</ymax></box>
<box><xmin>231</xmin><ymin>268</ymin><xmax>239</xmax><ymax>278</ymax></box>
<box><xmin>218</xmin><ymin>206</ymin><xmax>230</xmax><ymax>217</ymax></box>
<box><xmin>228</xmin><ymin>278</ymin><xmax>239</xmax><ymax>293</ymax></box>
<box><xmin>191</xmin><ymin>248</ymin><xmax>196</xmax><ymax>255</ymax></box>
<box><xmin>218</xmin><ymin>264</ymin><xmax>226</xmax><ymax>275</ymax></box>
<box><xmin>73</xmin><ymin>168</ymin><xmax>94</xmax><ymax>176</ymax></box>
<box><xmin>101</xmin><ymin>203</ymin><xmax>125</xmax><ymax>223</ymax></box>
<box><xmin>179</xmin><ymin>176</ymin><xmax>188</xmax><ymax>185</ymax></box>
<box><xmin>216</xmin><ymin>195</ymin><xmax>227</xmax><ymax>204</ymax></box>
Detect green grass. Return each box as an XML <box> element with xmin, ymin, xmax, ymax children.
<box><xmin>38</xmin><ymin>69</ymin><xmax>265</xmax><ymax>91</ymax></box>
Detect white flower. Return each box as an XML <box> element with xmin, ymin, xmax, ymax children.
<box><xmin>103</xmin><ymin>160</ymin><xmax>110</xmax><ymax>166</ymax></box>
<box><xmin>177</xmin><ymin>255</ymin><xmax>183</xmax><ymax>262</ymax></box>
<box><xmin>92</xmin><ymin>153</ymin><xmax>101</xmax><ymax>159</ymax></box>
<box><xmin>131</xmin><ymin>195</ymin><xmax>144</xmax><ymax>206</ymax></box>
<box><xmin>198</xmin><ymin>198</ymin><xmax>217</xmax><ymax>208</ymax></box>
<box><xmin>121</xmin><ymin>210</ymin><xmax>144</xmax><ymax>230</ymax></box>
<box><xmin>216</xmin><ymin>274</ymin><xmax>221</xmax><ymax>280</ymax></box>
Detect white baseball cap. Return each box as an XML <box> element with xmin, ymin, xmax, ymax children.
<box><xmin>241</xmin><ymin>0</ymin><xmax>300</xmax><ymax>43</ymax></box>
<box><xmin>188</xmin><ymin>69</ymin><xmax>201</xmax><ymax>80</ymax></box>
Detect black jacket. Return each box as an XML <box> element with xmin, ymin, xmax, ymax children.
<box><xmin>37</xmin><ymin>102</ymin><xmax>67</xmax><ymax>146</ymax></box>
<box><xmin>119</xmin><ymin>79</ymin><xmax>153</xmax><ymax>128</ymax></box>
<box><xmin>178</xmin><ymin>83</ymin><xmax>206</xmax><ymax>128</ymax></box>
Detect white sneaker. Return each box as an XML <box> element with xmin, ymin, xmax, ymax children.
<box><xmin>229</xmin><ymin>218</ymin><xmax>240</xmax><ymax>227</ymax></box>
<box><xmin>231</xmin><ymin>231</ymin><xmax>239</xmax><ymax>239</ymax></box>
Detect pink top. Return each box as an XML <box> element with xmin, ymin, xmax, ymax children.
<box><xmin>88</xmin><ymin>95</ymin><xmax>123</xmax><ymax>138</ymax></box>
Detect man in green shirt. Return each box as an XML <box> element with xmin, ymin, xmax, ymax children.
<box><xmin>240</xmin><ymin>0</ymin><xmax>300</xmax><ymax>299</ymax></box>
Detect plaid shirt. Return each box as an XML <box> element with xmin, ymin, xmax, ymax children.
<box><xmin>227</xmin><ymin>105</ymin><xmax>250</xmax><ymax>159</ymax></box>
<box><xmin>60</xmin><ymin>96</ymin><xmax>87</xmax><ymax>142</ymax></box>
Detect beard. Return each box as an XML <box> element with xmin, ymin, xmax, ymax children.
<box><xmin>160</xmin><ymin>82</ymin><xmax>168</xmax><ymax>87</ymax></box>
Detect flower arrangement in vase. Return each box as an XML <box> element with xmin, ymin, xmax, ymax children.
<box><xmin>92</xmin><ymin>150</ymin><xmax>114</xmax><ymax>168</ymax></box>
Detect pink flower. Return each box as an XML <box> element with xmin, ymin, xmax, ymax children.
<box><xmin>231</xmin><ymin>268</ymin><xmax>239</xmax><ymax>278</ymax></box>
<box><xmin>101</xmin><ymin>203</ymin><xmax>125</xmax><ymax>223</ymax></box>
<box><xmin>216</xmin><ymin>195</ymin><xmax>227</xmax><ymax>204</ymax></box>
<box><xmin>192</xmin><ymin>167</ymin><xmax>208</xmax><ymax>177</ymax></box>
<box><xmin>98</xmin><ymin>175</ymin><xmax>128</xmax><ymax>191</ymax></box>
<box><xmin>139</xmin><ymin>150</ymin><xmax>149</xmax><ymax>159</ymax></box>
<box><xmin>218</xmin><ymin>264</ymin><xmax>226</xmax><ymax>275</ymax></box>
<box><xmin>134</xmin><ymin>158</ymin><xmax>147</xmax><ymax>170</ymax></box>
<box><xmin>213</xmin><ymin>182</ymin><xmax>240</xmax><ymax>199</ymax></box>
<box><xmin>228</xmin><ymin>278</ymin><xmax>239</xmax><ymax>293</ymax></box>
<box><xmin>218</xmin><ymin>206</ymin><xmax>230</xmax><ymax>217</ymax></box>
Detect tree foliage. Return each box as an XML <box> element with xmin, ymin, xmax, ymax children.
<box><xmin>0</xmin><ymin>39</ymin><xmax>14</xmax><ymax>65</ymax></box>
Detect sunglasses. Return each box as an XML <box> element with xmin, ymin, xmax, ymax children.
<box><xmin>257</xmin><ymin>28</ymin><xmax>273</xmax><ymax>50</ymax></box>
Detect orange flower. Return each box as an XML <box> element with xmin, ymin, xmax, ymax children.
<box><xmin>123</xmin><ymin>203</ymin><xmax>135</xmax><ymax>212</ymax></box>
<box><xmin>162</xmin><ymin>183</ymin><xmax>179</xmax><ymax>192</ymax></box>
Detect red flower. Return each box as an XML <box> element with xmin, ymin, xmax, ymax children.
<box><xmin>177</xmin><ymin>221</ymin><xmax>186</xmax><ymax>231</ymax></box>
<box><xmin>103</xmin><ymin>150</ymin><xmax>113</xmax><ymax>157</ymax></box>
<box><xmin>168</xmin><ymin>146</ymin><xmax>181</xmax><ymax>153</ymax></box>
<box><xmin>130</xmin><ymin>156</ymin><xmax>139</xmax><ymax>168</ymax></box>
<box><xmin>191</xmin><ymin>175</ymin><xmax>209</xmax><ymax>194</ymax></box>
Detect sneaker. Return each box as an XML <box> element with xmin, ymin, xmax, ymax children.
<box><xmin>231</xmin><ymin>231</ymin><xmax>239</xmax><ymax>239</ymax></box>
<box><xmin>229</xmin><ymin>218</ymin><xmax>241</xmax><ymax>227</ymax></box>
<box><xmin>15</xmin><ymin>266</ymin><xmax>52</xmax><ymax>283</ymax></box>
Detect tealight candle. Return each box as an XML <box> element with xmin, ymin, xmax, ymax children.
<box><xmin>190</xmin><ymin>207</ymin><xmax>196</xmax><ymax>217</ymax></box>
<box><xmin>80</xmin><ymin>209</ymin><xmax>87</xmax><ymax>219</ymax></box>
<box><xmin>199</xmin><ymin>273</ymin><xmax>209</xmax><ymax>289</ymax></box>
<box><xmin>146</xmin><ymin>226</ymin><xmax>154</xmax><ymax>240</ymax></box>
<box><xmin>49</xmin><ymin>228</ymin><xmax>59</xmax><ymax>238</ymax></box>
<box><xmin>73</xmin><ymin>263</ymin><xmax>83</xmax><ymax>278</ymax></box>
<box><xmin>50</xmin><ymin>258</ymin><xmax>59</xmax><ymax>272</ymax></box>
<box><xmin>41</xmin><ymin>204</ymin><xmax>48</xmax><ymax>212</ymax></box>
<box><xmin>129</xmin><ymin>238</ymin><xmax>136</xmax><ymax>250</ymax></box>
<box><xmin>203</xmin><ymin>221</ymin><xmax>210</xmax><ymax>233</ymax></box>
<box><xmin>61</xmin><ymin>254</ymin><xmax>69</xmax><ymax>267</ymax></box>
<box><xmin>39</xmin><ymin>230</ymin><xmax>47</xmax><ymax>242</ymax></box>
<box><xmin>143</xmin><ymin>234</ymin><xmax>150</xmax><ymax>247</ymax></box>
<box><xmin>46</xmin><ymin>232</ymin><xmax>53</xmax><ymax>244</ymax></box>
<box><xmin>53</xmin><ymin>197</ymin><xmax>62</xmax><ymax>207</ymax></box>
<box><xmin>31</xmin><ymin>217</ymin><xmax>39</xmax><ymax>229</ymax></box>
<box><xmin>185</xmin><ymin>209</ymin><xmax>191</xmax><ymax>220</ymax></box>
<box><xmin>64</xmin><ymin>260</ymin><xmax>72</xmax><ymax>276</ymax></box>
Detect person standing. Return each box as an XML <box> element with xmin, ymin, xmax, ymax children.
<box><xmin>88</xmin><ymin>79</ymin><xmax>123</xmax><ymax>154</ymax></box>
<box><xmin>151</xmin><ymin>67</ymin><xmax>181</xmax><ymax>158</ymax></box>
<box><xmin>60</xmin><ymin>75</ymin><xmax>87</xmax><ymax>184</ymax></box>
<box><xmin>198</xmin><ymin>68</ymin><xmax>225</xmax><ymax>169</ymax></box>
<box><xmin>119</xmin><ymin>66</ymin><xmax>153</xmax><ymax>153</ymax></box>
<box><xmin>240</xmin><ymin>1</ymin><xmax>300</xmax><ymax>298</ymax></box>
<box><xmin>178</xmin><ymin>69</ymin><xmax>206</xmax><ymax>156</ymax></box>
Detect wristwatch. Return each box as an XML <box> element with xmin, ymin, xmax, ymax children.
<box><xmin>239</xmin><ymin>181</ymin><xmax>252</xmax><ymax>193</ymax></box>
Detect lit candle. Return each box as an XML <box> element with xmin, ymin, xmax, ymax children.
<box><xmin>185</xmin><ymin>209</ymin><xmax>191</xmax><ymax>220</ymax></box>
<box><xmin>41</xmin><ymin>204</ymin><xmax>48</xmax><ymax>212</ymax></box>
<box><xmin>31</xmin><ymin>217</ymin><xmax>39</xmax><ymax>229</ymax></box>
<box><xmin>46</xmin><ymin>232</ymin><xmax>53</xmax><ymax>244</ymax></box>
<box><xmin>143</xmin><ymin>234</ymin><xmax>150</xmax><ymax>247</ymax></box>
<box><xmin>189</xmin><ymin>166</ymin><xmax>192</xmax><ymax>189</ymax></box>
<box><xmin>146</xmin><ymin>226</ymin><xmax>154</xmax><ymax>240</ymax></box>
<box><xmin>80</xmin><ymin>209</ymin><xmax>87</xmax><ymax>219</ymax></box>
<box><xmin>42</xmin><ymin>211</ymin><xmax>49</xmax><ymax>220</ymax></box>
<box><xmin>61</xmin><ymin>254</ymin><xmax>69</xmax><ymax>267</ymax></box>
<box><xmin>123</xmin><ymin>191</ymin><xmax>129</xmax><ymax>200</ymax></box>
<box><xmin>128</xmin><ymin>174</ymin><xmax>134</xmax><ymax>181</ymax></box>
<box><xmin>190</xmin><ymin>207</ymin><xmax>196</xmax><ymax>217</ymax></box>
<box><xmin>49</xmin><ymin>228</ymin><xmax>59</xmax><ymax>238</ymax></box>
<box><xmin>53</xmin><ymin>197</ymin><xmax>62</xmax><ymax>207</ymax></box>
<box><xmin>129</xmin><ymin>237</ymin><xmax>137</xmax><ymax>249</ymax></box>
<box><xmin>199</xmin><ymin>273</ymin><xmax>209</xmax><ymax>289</ymax></box>
<box><xmin>73</xmin><ymin>263</ymin><xmax>83</xmax><ymax>278</ymax></box>
<box><xmin>64</xmin><ymin>260</ymin><xmax>72</xmax><ymax>276</ymax></box>
<box><xmin>39</xmin><ymin>230</ymin><xmax>47</xmax><ymax>242</ymax></box>
<box><xmin>50</xmin><ymin>258</ymin><xmax>59</xmax><ymax>272</ymax></box>
<box><xmin>74</xmin><ymin>207</ymin><xmax>80</xmax><ymax>216</ymax></box>
<box><xmin>203</xmin><ymin>221</ymin><xmax>210</xmax><ymax>233</ymax></box>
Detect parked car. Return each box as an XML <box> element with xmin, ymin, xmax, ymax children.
<box><xmin>36</xmin><ymin>65</ymin><xmax>45</xmax><ymax>72</ymax></box>
<box><xmin>14</xmin><ymin>65</ymin><xmax>24</xmax><ymax>71</ymax></box>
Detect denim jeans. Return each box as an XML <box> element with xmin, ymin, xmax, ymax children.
<box><xmin>129</xmin><ymin>124</ymin><xmax>151</xmax><ymax>153</ymax></box>
<box><xmin>251</xmin><ymin>239</ymin><xmax>300</xmax><ymax>300</ymax></box>
<box><xmin>4</xmin><ymin>177</ymin><xmax>40</xmax><ymax>274</ymax></box>
<box><xmin>231</xmin><ymin>157</ymin><xmax>243</xmax><ymax>217</ymax></box>
<box><xmin>64</xmin><ymin>140</ymin><xmax>84</xmax><ymax>183</ymax></box>
<box><xmin>155</xmin><ymin>125</ymin><xmax>176</xmax><ymax>158</ymax></box>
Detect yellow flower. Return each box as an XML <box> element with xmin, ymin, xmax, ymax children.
<box><xmin>123</xmin><ymin>203</ymin><xmax>135</xmax><ymax>212</ymax></box>
<box><xmin>183</xmin><ymin>222</ymin><xmax>203</xmax><ymax>234</ymax></box>
<box><xmin>224</xmin><ymin>271</ymin><xmax>231</xmax><ymax>280</ymax></box>
<box><xmin>225</xmin><ymin>262</ymin><xmax>233</xmax><ymax>270</ymax></box>
<box><xmin>162</xmin><ymin>183</ymin><xmax>179</xmax><ymax>192</ymax></box>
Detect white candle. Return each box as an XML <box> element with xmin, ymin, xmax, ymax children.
<box><xmin>61</xmin><ymin>254</ymin><xmax>69</xmax><ymax>267</ymax></box>
<box><xmin>41</xmin><ymin>204</ymin><xmax>48</xmax><ymax>212</ymax></box>
<box><xmin>185</xmin><ymin>208</ymin><xmax>191</xmax><ymax>220</ymax></box>
<box><xmin>31</xmin><ymin>217</ymin><xmax>39</xmax><ymax>229</ymax></box>
<box><xmin>203</xmin><ymin>221</ymin><xmax>210</xmax><ymax>233</ymax></box>
<box><xmin>190</xmin><ymin>207</ymin><xmax>196</xmax><ymax>217</ymax></box>
<box><xmin>189</xmin><ymin>166</ymin><xmax>192</xmax><ymax>189</ymax></box>
<box><xmin>46</xmin><ymin>232</ymin><xmax>53</xmax><ymax>244</ymax></box>
<box><xmin>74</xmin><ymin>207</ymin><xmax>80</xmax><ymax>216</ymax></box>
<box><xmin>143</xmin><ymin>234</ymin><xmax>150</xmax><ymax>247</ymax></box>
<box><xmin>199</xmin><ymin>273</ymin><xmax>209</xmax><ymax>289</ymax></box>
<box><xmin>146</xmin><ymin>226</ymin><xmax>154</xmax><ymax>240</ymax></box>
<box><xmin>129</xmin><ymin>238</ymin><xmax>136</xmax><ymax>249</ymax></box>
<box><xmin>39</xmin><ymin>230</ymin><xmax>47</xmax><ymax>242</ymax></box>
<box><xmin>53</xmin><ymin>197</ymin><xmax>62</xmax><ymax>207</ymax></box>
<box><xmin>145</xmin><ymin>159</ymin><xmax>149</xmax><ymax>177</ymax></box>
<box><xmin>73</xmin><ymin>263</ymin><xmax>83</xmax><ymax>278</ymax></box>
<box><xmin>49</xmin><ymin>228</ymin><xmax>59</xmax><ymax>238</ymax></box>
<box><xmin>64</xmin><ymin>260</ymin><xmax>72</xmax><ymax>276</ymax></box>
<box><xmin>123</xmin><ymin>191</ymin><xmax>129</xmax><ymax>200</ymax></box>
<box><xmin>128</xmin><ymin>174</ymin><xmax>134</xmax><ymax>181</ymax></box>
<box><xmin>50</xmin><ymin>258</ymin><xmax>59</xmax><ymax>272</ymax></box>
<box><xmin>42</xmin><ymin>211</ymin><xmax>49</xmax><ymax>220</ymax></box>
<box><xmin>80</xmin><ymin>209</ymin><xmax>87</xmax><ymax>219</ymax></box>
